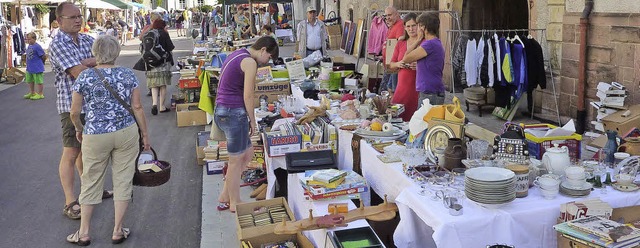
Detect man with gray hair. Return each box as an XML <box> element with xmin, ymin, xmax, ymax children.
<box><xmin>49</xmin><ymin>2</ymin><xmax>112</xmax><ymax>220</ymax></box>
<box><xmin>380</xmin><ymin>6</ymin><xmax>404</xmax><ymax>94</ymax></box>
<box><xmin>296</xmin><ymin>6</ymin><xmax>327</xmax><ymax>57</ymax></box>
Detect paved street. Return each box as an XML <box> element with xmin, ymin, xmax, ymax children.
<box><xmin>0</xmin><ymin>31</ymin><xmax>204</xmax><ymax>248</ymax></box>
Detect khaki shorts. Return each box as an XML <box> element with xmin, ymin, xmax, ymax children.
<box><xmin>79</xmin><ymin>124</ymin><xmax>139</xmax><ymax>205</ymax></box>
<box><xmin>60</xmin><ymin>113</ymin><xmax>85</xmax><ymax>148</ymax></box>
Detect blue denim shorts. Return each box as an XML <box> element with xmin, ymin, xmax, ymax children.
<box><xmin>214</xmin><ymin>106</ymin><xmax>252</xmax><ymax>155</ymax></box>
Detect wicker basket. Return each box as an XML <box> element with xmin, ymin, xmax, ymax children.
<box><xmin>133</xmin><ymin>148</ymin><xmax>171</xmax><ymax>187</ymax></box>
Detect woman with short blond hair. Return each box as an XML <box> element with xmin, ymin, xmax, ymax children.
<box><xmin>67</xmin><ymin>35</ymin><xmax>151</xmax><ymax>246</ymax></box>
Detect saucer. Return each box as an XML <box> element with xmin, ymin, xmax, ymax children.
<box><xmin>560</xmin><ymin>181</ymin><xmax>592</xmax><ymax>191</ymax></box>
<box><xmin>612</xmin><ymin>183</ymin><xmax>640</xmax><ymax>192</ymax></box>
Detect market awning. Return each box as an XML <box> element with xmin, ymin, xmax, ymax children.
<box><xmin>86</xmin><ymin>0</ymin><xmax>121</xmax><ymax>10</ymax></box>
<box><xmin>127</xmin><ymin>1</ymin><xmax>150</xmax><ymax>10</ymax></box>
<box><xmin>99</xmin><ymin>0</ymin><xmax>130</xmax><ymax>9</ymax></box>
<box><xmin>223</xmin><ymin>0</ymin><xmax>292</xmax><ymax>4</ymax></box>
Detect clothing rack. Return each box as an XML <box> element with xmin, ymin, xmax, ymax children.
<box><xmin>357</xmin><ymin>9</ymin><xmax>461</xmax><ymax>91</ymax></box>
<box><xmin>446</xmin><ymin>28</ymin><xmax>561</xmax><ymax>125</ymax></box>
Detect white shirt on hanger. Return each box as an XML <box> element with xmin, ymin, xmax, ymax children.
<box><xmin>493</xmin><ymin>33</ymin><xmax>502</xmax><ymax>82</ymax></box>
<box><xmin>476</xmin><ymin>38</ymin><xmax>485</xmax><ymax>85</ymax></box>
<box><xmin>487</xmin><ymin>37</ymin><xmax>495</xmax><ymax>87</ymax></box>
<box><xmin>465</xmin><ymin>38</ymin><xmax>477</xmax><ymax>86</ymax></box>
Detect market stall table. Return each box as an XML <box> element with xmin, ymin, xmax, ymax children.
<box><xmin>286</xmin><ymin>172</ymin><xmax>370</xmax><ymax>247</ymax></box>
<box><xmin>359</xmin><ymin>140</ymin><xmax>640</xmax><ymax>248</ymax></box>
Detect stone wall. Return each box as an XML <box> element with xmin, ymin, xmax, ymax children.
<box><xmin>559</xmin><ymin>12</ymin><xmax>640</xmax><ymax>124</ymax></box>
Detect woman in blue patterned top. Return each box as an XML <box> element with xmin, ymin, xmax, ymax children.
<box><xmin>68</xmin><ymin>35</ymin><xmax>150</xmax><ymax>246</ymax></box>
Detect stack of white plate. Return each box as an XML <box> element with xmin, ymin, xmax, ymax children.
<box><xmin>465</xmin><ymin>167</ymin><xmax>517</xmax><ymax>207</ymax></box>
<box><xmin>559</xmin><ymin>181</ymin><xmax>592</xmax><ymax>197</ymax></box>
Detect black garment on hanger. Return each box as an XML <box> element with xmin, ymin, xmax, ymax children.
<box><xmin>523</xmin><ymin>37</ymin><xmax>546</xmax><ymax>112</ymax></box>
<box><xmin>451</xmin><ymin>34</ymin><xmax>469</xmax><ymax>89</ymax></box>
<box><xmin>479</xmin><ymin>35</ymin><xmax>490</xmax><ymax>87</ymax></box>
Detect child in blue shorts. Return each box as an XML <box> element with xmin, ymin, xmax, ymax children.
<box><xmin>24</xmin><ymin>32</ymin><xmax>46</xmax><ymax>100</ymax></box>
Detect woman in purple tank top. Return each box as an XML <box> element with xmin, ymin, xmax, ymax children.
<box><xmin>214</xmin><ymin>37</ymin><xmax>279</xmax><ymax>213</ymax></box>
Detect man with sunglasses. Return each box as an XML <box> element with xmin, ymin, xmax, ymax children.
<box><xmin>49</xmin><ymin>2</ymin><xmax>112</xmax><ymax>220</ymax></box>
<box><xmin>296</xmin><ymin>6</ymin><xmax>327</xmax><ymax>58</ymax></box>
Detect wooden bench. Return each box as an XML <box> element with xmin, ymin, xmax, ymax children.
<box><xmin>465</xmin><ymin>123</ymin><xmax>498</xmax><ymax>143</ymax></box>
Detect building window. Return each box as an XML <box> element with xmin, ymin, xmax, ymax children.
<box><xmin>179</xmin><ymin>0</ymin><xmax>186</xmax><ymax>9</ymax></box>
<box><xmin>198</xmin><ymin>0</ymin><xmax>204</xmax><ymax>6</ymax></box>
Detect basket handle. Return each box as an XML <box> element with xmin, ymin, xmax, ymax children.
<box><xmin>135</xmin><ymin>147</ymin><xmax>157</xmax><ymax>173</ymax></box>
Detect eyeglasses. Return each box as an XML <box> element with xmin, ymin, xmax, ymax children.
<box><xmin>60</xmin><ymin>15</ymin><xmax>83</xmax><ymax>20</ymax></box>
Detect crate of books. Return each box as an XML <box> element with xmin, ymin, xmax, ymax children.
<box><xmin>297</xmin><ymin>117</ymin><xmax>338</xmax><ymax>154</ymax></box>
<box><xmin>264</xmin><ymin>122</ymin><xmax>302</xmax><ymax>157</ymax></box>
<box><xmin>555</xmin><ymin>200</ymin><xmax>640</xmax><ymax>248</ymax></box>
<box><xmin>235</xmin><ymin>197</ymin><xmax>295</xmax><ymax>240</ymax></box>
<box><xmin>240</xmin><ymin>232</ymin><xmax>313</xmax><ymax>248</ymax></box>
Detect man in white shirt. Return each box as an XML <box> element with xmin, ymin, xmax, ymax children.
<box><xmin>296</xmin><ymin>6</ymin><xmax>327</xmax><ymax>57</ymax></box>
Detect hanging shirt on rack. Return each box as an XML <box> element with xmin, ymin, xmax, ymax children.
<box><xmin>500</xmin><ymin>37</ymin><xmax>513</xmax><ymax>84</ymax></box>
<box><xmin>493</xmin><ymin>33</ymin><xmax>502</xmax><ymax>82</ymax></box>
<box><xmin>523</xmin><ymin>37</ymin><xmax>546</xmax><ymax>91</ymax></box>
<box><xmin>476</xmin><ymin>37</ymin><xmax>485</xmax><ymax>86</ymax></box>
<box><xmin>487</xmin><ymin>37</ymin><xmax>495</xmax><ymax>87</ymax></box>
<box><xmin>464</xmin><ymin>38</ymin><xmax>477</xmax><ymax>86</ymax></box>
<box><xmin>451</xmin><ymin>34</ymin><xmax>469</xmax><ymax>87</ymax></box>
<box><xmin>511</xmin><ymin>41</ymin><xmax>527</xmax><ymax>99</ymax></box>
<box><xmin>367</xmin><ymin>16</ymin><xmax>388</xmax><ymax>55</ymax></box>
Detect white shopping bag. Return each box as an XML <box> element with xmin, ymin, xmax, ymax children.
<box><xmin>409</xmin><ymin>98</ymin><xmax>432</xmax><ymax>136</ymax></box>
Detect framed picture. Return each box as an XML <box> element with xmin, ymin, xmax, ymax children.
<box><xmin>345</xmin><ymin>21</ymin><xmax>357</xmax><ymax>55</ymax></box>
<box><xmin>352</xmin><ymin>19</ymin><xmax>365</xmax><ymax>58</ymax></box>
<box><xmin>340</xmin><ymin>21</ymin><xmax>351</xmax><ymax>51</ymax></box>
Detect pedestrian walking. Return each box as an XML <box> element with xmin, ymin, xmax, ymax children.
<box><xmin>49</xmin><ymin>1</ymin><xmax>113</xmax><ymax>221</ymax></box>
<box><xmin>141</xmin><ymin>17</ymin><xmax>174</xmax><ymax>115</ymax></box>
<box><xmin>23</xmin><ymin>32</ymin><xmax>46</xmax><ymax>100</ymax></box>
<box><xmin>66</xmin><ymin>35</ymin><xmax>151</xmax><ymax>246</ymax></box>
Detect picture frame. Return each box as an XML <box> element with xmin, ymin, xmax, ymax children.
<box><xmin>345</xmin><ymin>21</ymin><xmax>357</xmax><ymax>55</ymax></box>
<box><xmin>352</xmin><ymin>19</ymin><xmax>365</xmax><ymax>58</ymax></box>
<box><xmin>340</xmin><ymin>20</ymin><xmax>351</xmax><ymax>52</ymax></box>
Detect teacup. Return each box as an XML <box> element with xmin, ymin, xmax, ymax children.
<box><xmin>565</xmin><ymin>166</ymin><xmax>586</xmax><ymax>180</ymax></box>
<box><xmin>615</xmin><ymin>174</ymin><xmax>635</xmax><ymax>185</ymax></box>
<box><xmin>534</xmin><ymin>176</ymin><xmax>560</xmax><ymax>189</ymax></box>
<box><xmin>540</xmin><ymin>187</ymin><xmax>559</xmax><ymax>199</ymax></box>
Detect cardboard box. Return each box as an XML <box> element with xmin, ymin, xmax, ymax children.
<box><xmin>240</xmin><ymin>232</ymin><xmax>313</xmax><ymax>248</ymax></box>
<box><xmin>602</xmin><ymin>104</ymin><xmax>640</xmax><ymax>134</ymax></box>
<box><xmin>264</xmin><ymin>130</ymin><xmax>302</xmax><ymax>157</ymax></box>
<box><xmin>254</xmin><ymin>81</ymin><xmax>291</xmax><ymax>106</ymax></box>
<box><xmin>195</xmin><ymin>131</ymin><xmax>209</xmax><ymax>166</ymax></box>
<box><xmin>332</xmin><ymin>56</ymin><xmax>344</xmax><ymax>63</ymax></box>
<box><xmin>176</xmin><ymin>103</ymin><xmax>207</xmax><ymax>127</ymax></box>
<box><xmin>385</xmin><ymin>39</ymin><xmax>398</xmax><ymax>65</ymax></box>
<box><xmin>328</xmin><ymin>35</ymin><xmax>341</xmax><ymax>50</ymax></box>
<box><xmin>326</xmin><ymin>24</ymin><xmax>342</xmax><ymax>36</ymax></box>
<box><xmin>4</xmin><ymin>68</ymin><xmax>25</xmax><ymax>84</ymax></box>
<box><xmin>235</xmin><ymin>197</ymin><xmax>296</xmax><ymax>240</ymax></box>
<box><xmin>206</xmin><ymin>161</ymin><xmax>225</xmax><ymax>175</ymax></box>
<box><xmin>557</xmin><ymin>205</ymin><xmax>640</xmax><ymax>248</ymax></box>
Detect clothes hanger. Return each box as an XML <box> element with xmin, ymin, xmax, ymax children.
<box><xmin>513</xmin><ymin>31</ymin><xmax>525</xmax><ymax>48</ymax></box>
<box><xmin>527</xmin><ymin>29</ymin><xmax>533</xmax><ymax>39</ymax></box>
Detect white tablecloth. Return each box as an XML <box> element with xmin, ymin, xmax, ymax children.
<box><xmin>287</xmin><ymin>173</ymin><xmax>370</xmax><ymax>247</ymax></box>
<box><xmin>359</xmin><ymin>140</ymin><xmax>640</xmax><ymax>248</ymax></box>
<box><xmin>265</xmin><ymin>129</ymin><xmax>356</xmax><ymax>199</ymax></box>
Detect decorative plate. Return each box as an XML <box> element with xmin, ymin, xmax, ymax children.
<box><xmin>339</xmin><ymin>124</ymin><xmax>359</xmax><ymax>131</ymax></box>
<box><xmin>612</xmin><ymin>183</ymin><xmax>640</xmax><ymax>192</ymax></box>
<box><xmin>424</xmin><ymin>124</ymin><xmax>455</xmax><ymax>162</ymax></box>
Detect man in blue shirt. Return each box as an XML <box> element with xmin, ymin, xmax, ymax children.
<box><xmin>49</xmin><ymin>2</ymin><xmax>112</xmax><ymax>220</ymax></box>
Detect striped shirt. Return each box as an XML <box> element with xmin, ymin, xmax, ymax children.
<box><xmin>49</xmin><ymin>31</ymin><xmax>94</xmax><ymax>114</ymax></box>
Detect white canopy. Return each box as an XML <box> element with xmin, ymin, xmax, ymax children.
<box><xmin>86</xmin><ymin>0</ymin><xmax>121</xmax><ymax>10</ymax></box>
<box><xmin>154</xmin><ymin>6</ymin><xmax>167</xmax><ymax>13</ymax></box>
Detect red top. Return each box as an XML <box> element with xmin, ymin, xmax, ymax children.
<box><xmin>382</xmin><ymin>20</ymin><xmax>405</xmax><ymax>62</ymax></box>
<box><xmin>390</xmin><ymin>40</ymin><xmax>419</xmax><ymax>122</ymax></box>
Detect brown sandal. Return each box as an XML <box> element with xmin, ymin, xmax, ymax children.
<box><xmin>67</xmin><ymin>230</ymin><xmax>91</xmax><ymax>246</ymax></box>
<box><xmin>112</xmin><ymin>227</ymin><xmax>131</xmax><ymax>244</ymax></box>
<box><xmin>63</xmin><ymin>200</ymin><xmax>81</xmax><ymax>220</ymax></box>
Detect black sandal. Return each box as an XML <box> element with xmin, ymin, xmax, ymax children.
<box><xmin>112</xmin><ymin>227</ymin><xmax>131</xmax><ymax>244</ymax></box>
<box><xmin>67</xmin><ymin>230</ymin><xmax>91</xmax><ymax>246</ymax></box>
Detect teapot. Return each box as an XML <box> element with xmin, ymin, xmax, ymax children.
<box><xmin>542</xmin><ymin>144</ymin><xmax>571</xmax><ymax>177</ymax></box>
<box><xmin>618</xmin><ymin>137</ymin><xmax>640</xmax><ymax>156</ymax></box>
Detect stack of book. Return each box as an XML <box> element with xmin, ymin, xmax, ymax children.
<box><xmin>590</xmin><ymin>82</ymin><xmax>627</xmax><ymax>132</ymax></box>
<box><xmin>297</xmin><ymin>117</ymin><xmax>338</xmax><ymax>153</ymax></box>
<box><xmin>218</xmin><ymin>141</ymin><xmax>229</xmax><ymax>161</ymax></box>
<box><xmin>300</xmin><ymin>169</ymin><xmax>367</xmax><ymax>201</ymax></box>
<box><xmin>560</xmin><ymin>198</ymin><xmax>613</xmax><ymax>221</ymax></box>
<box><xmin>554</xmin><ymin>216</ymin><xmax>640</xmax><ymax>248</ymax></box>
